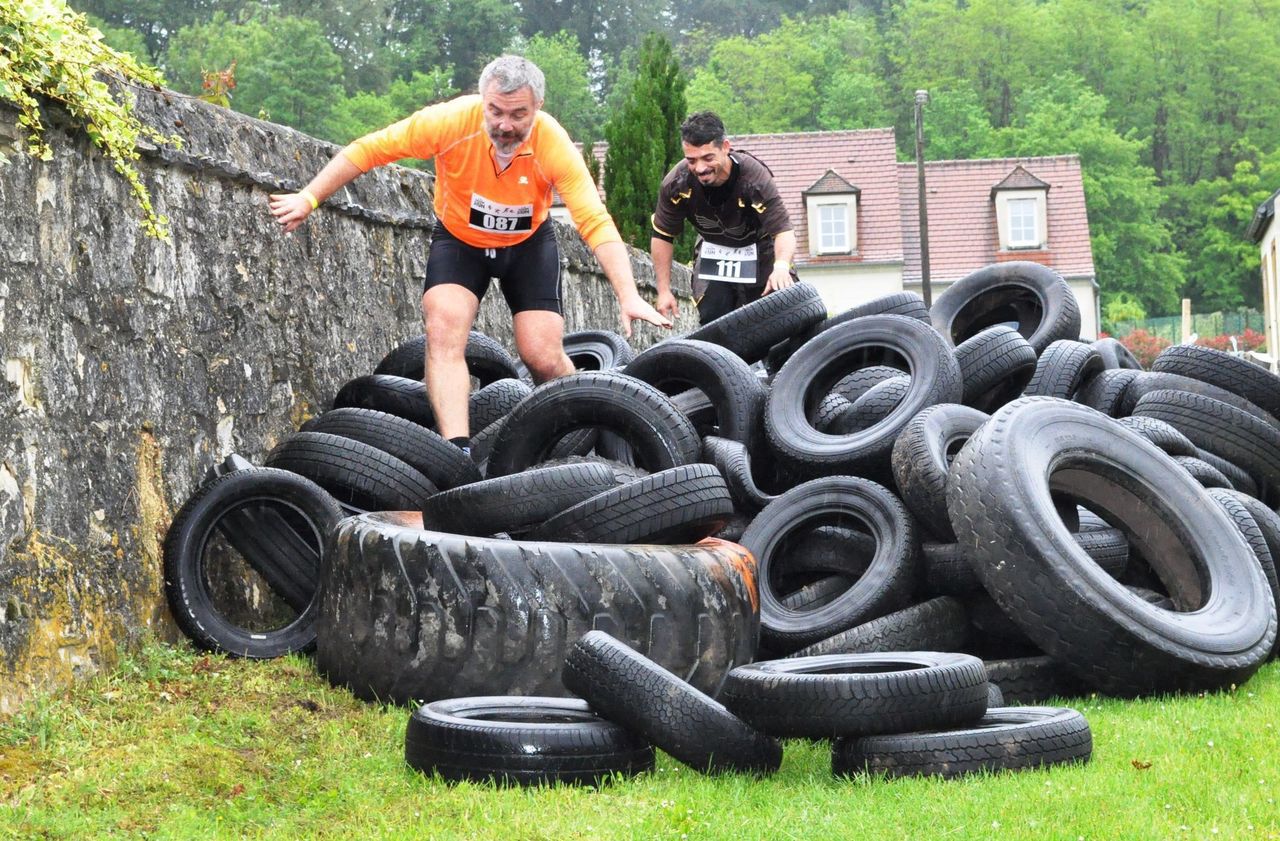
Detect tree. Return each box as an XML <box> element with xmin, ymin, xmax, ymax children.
<box><xmin>1166</xmin><ymin>148</ymin><xmax>1280</xmax><ymax>311</ymax></box>
<box><xmin>995</xmin><ymin>75</ymin><xmax>1185</xmax><ymax>316</ymax></box>
<box><xmin>516</xmin><ymin>31</ymin><xmax>598</xmax><ymax>143</ymax></box>
<box><xmin>918</xmin><ymin>83</ymin><xmax>997</xmax><ymax>162</ymax></box>
<box><xmin>165</xmin><ymin>13</ymin><xmax>344</xmax><ymax>139</ymax></box>
<box><xmin>684</xmin><ymin>14</ymin><xmax>889</xmax><ymax>134</ymax></box>
<box><xmin>327</xmin><ymin>69</ymin><xmax>457</xmax><ymax>148</ymax></box>
<box><xmin>602</xmin><ymin>33</ymin><xmax>687</xmax><ymax>249</ymax></box>
<box><xmin>84</xmin><ymin>13</ymin><xmax>150</xmax><ymax>59</ymax></box>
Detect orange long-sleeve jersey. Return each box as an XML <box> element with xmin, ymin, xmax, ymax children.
<box><xmin>341</xmin><ymin>95</ymin><xmax>620</xmax><ymax>250</ymax></box>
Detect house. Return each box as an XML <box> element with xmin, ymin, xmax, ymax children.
<box><xmin>1247</xmin><ymin>189</ymin><xmax>1280</xmax><ymax>373</ymax></box>
<box><xmin>558</xmin><ymin>128</ymin><xmax>1100</xmax><ymax>339</ymax></box>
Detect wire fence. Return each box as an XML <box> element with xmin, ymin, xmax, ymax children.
<box><xmin>1107</xmin><ymin>309</ymin><xmax>1266</xmax><ymax>343</ymax></box>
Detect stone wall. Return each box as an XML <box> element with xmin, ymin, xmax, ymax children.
<box><xmin>0</xmin><ymin>89</ymin><xmax>694</xmax><ymax>713</ymax></box>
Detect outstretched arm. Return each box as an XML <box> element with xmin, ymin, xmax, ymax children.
<box><xmin>650</xmin><ymin>236</ymin><xmax>679</xmax><ymax>318</ymax></box>
<box><xmin>594</xmin><ymin>240</ymin><xmax>674</xmax><ymax>338</ymax></box>
<box><xmin>268</xmin><ymin>153</ymin><xmax>363</xmax><ymax>233</ymax></box>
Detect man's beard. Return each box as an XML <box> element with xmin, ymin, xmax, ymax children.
<box><xmin>489</xmin><ymin>127</ymin><xmax>527</xmax><ymax>155</ymax></box>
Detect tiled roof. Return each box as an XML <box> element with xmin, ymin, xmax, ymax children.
<box><xmin>734</xmin><ymin>128</ymin><xmax>903</xmax><ymax>264</ymax></box>
<box><xmin>899</xmin><ymin>156</ymin><xmax>1095</xmax><ymax>283</ymax></box>
<box><xmin>804</xmin><ymin>169</ymin><xmax>860</xmax><ymax>195</ymax></box>
<box><xmin>990</xmin><ymin>164</ymin><xmax>1051</xmax><ymax>195</ymax></box>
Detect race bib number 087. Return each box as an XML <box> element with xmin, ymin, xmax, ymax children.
<box><xmin>697</xmin><ymin>242</ymin><xmax>758</xmax><ymax>284</ymax></box>
<box><xmin>469</xmin><ymin>195</ymin><xmax>533</xmax><ymax>234</ymax></box>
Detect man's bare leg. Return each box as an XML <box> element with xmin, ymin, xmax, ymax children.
<box><xmin>422</xmin><ymin>284</ymin><xmax>481</xmax><ymax>440</ymax></box>
<box><xmin>513</xmin><ymin>310</ymin><xmax>574</xmax><ymax>383</ymax></box>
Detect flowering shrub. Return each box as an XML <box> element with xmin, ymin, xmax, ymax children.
<box><xmin>1196</xmin><ymin>328</ymin><xmax>1267</xmax><ymax>354</ymax></box>
<box><xmin>1118</xmin><ymin>329</ymin><xmax>1171</xmax><ymax>368</ymax></box>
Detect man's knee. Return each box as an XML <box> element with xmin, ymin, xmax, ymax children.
<box><xmin>521</xmin><ymin>345</ymin><xmax>573</xmax><ymax>382</ymax></box>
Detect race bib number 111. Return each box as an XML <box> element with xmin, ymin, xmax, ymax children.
<box><xmin>697</xmin><ymin>241</ymin><xmax>758</xmax><ymax>283</ymax></box>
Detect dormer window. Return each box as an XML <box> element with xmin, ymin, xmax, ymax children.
<box><xmin>1008</xmin><ymin>197</ymin><xmax>1038</xmax><ymax>246</ymax></box>
<box><xmin>804</xmin><ymin>170</ymin><xmax>860</xmax><ymax>257</ymax></box>
<box><xmin>992</xmin><ymin>165</ymin><xmax>1050</xmax><ymax>251</ymax></box>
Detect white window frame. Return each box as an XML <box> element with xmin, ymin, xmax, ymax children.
<box><xmin>805</xmin><ymin>194</ymin><xmax>858</xmax><ymax>256</ymax></box>
<box><xmin>1007</xmin><ymin>198</ymin><xmax>1039</xmax><ymax>247</ymax></box>
<box><xmin>994</xmin><ymin>188</ymin><xmax>1047</xmax><ymax>251</ymax></box>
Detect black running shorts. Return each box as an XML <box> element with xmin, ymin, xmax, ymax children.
<box><xmin>424</xmin><ymin>221</ymin><xmax>562</xmax><ymax>315</ymax></box>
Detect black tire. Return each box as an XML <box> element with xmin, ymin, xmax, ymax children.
<box><xmin>687</xmin><ymin>281</ymin><xmax>828</xmax><ymax>364</ymax></box>
<box><xmin>1116</xmin><ymin>415</ymin><xmax>1198</xmax><ymax>457</ymax></box>
<box><xmin>924</xmin><ymin>529</ymin><xmax>1129</xmax><ymax>597</ymax></box>
<box><xmin>303</xmin><ymin>408</ymin><xmax>480</xmax><ymax>490</ymax></box>
<box><xmin>742</xmin><ymin>476</ymin><xmax>920</xmax><ymax>653</ymax></box>
<box><xmin>486</xmin><ymin>371</ymin><xmax>701</xmax><ymax>477</ymax></box>
<box><xmin>702</xmin><ymin>436</ymin><xmax>779</xmax><ymax>514</ymax></box>
<box><xmin>469</xmin><ymin>379</ymin><xmax>531</xmax><ymax>433</ymax></box>
<box><xmin>422</xmin><ymin>462</ymin><xmax>620</xmax><ymax>537</ymax></box>
<box><xmin>529</xmin><ymin>464</ymin><xmax>734</xmax><ymax>545</ymax></box>
<box><xmin>930</xmin><ymin>261</ymin><xmax>1081</xmax><ymax>353</ymax></box>
<box><xmin>784</xmin><ymin>525</ymin><xmax>877</xmax><ymax>579</ymax></box>
<box><xmin>811</xmin><ymin>393</ymin><xmax>858</xmax><ymax>434</ymax></box>
<box><xmin>563</xmin><ymin>330</ymin><xmax>635</xmax><ymax>370</ymax></box>
<box><xmin>845</xmin><ymin>376</ymin><xmax>911</xmax><ymax>431</ymax></box>
<box><xmin>1173</xmin><ymin>455</ymin><xmax>1233</xmax><ymax>489</ymax></box>
<box><xmin>768</xmin><ymin>292</ymin><xmax>930</xmax><ymax>372</ymax></box>
<box><xmin>891</xmin><ymin>404</ymin><xmax>990</xmax><ymax>542</ymax></box>
<box><xmin>404</xmin><ymin>696</ymin><xmax>653</xmax><ymax>786</ymax></box>
<box><xmin>946</xmin><ymin>396</ymin><xmax>1276</xmax><ymax>695</ymax></box>
<box><xmin>1092</xmin><ymin>337</ymin><xmax>1144</xmax><ymax>370</ymax></box>
<box><xmin>374</xmin><ymin>331</ymin><xmax>520</xmax><ymax>386</ymax></box>
<box><xmin>1195</xmin><ymin>449</ymin><xmax>1258</xmax><ymax>497</ymax></box>
<box><xmin>721</xmin><ymin>652</ymin><xmax>989</xmax><ymax>738</ymax></box>
<box><xmin>623</xmin><ymin>338</ymin><xmax>766</xmax><ymax>445</ymax></box>
<box><xmin>832</xmin><ymin>706</ymin><xmax>1091</xmax><ymax>779</ymax></box>
<box><xmin>953</xmin><ymin>325</ymin><xmax>1038</xmax><ymax>412</ymax></box>
<box><xmin>1133</xmin><ymin>389</ymin><xmax>1280</xmax><ymax>491</ymax></box>
<box><xmin>984</xmin><ymin>656</ymin><xmax>1086</xmax><ymax>703</ymax></box>
<box><xmin>1074</xmin><ymin>368</ymin><xmax>1141</xmax><ymax>417</ymax></box>
<box><xmin>787</xmin><ymin>596</ymin><xmax>970</xmax><ymax>658</ymax></box>
<box><xmin>316</xmin><ymin>513</ymin><xmax>759</xmax><ymax>703</ymax></box>
<box><xmin>265</xmin><ymin>431</ymin><xmax>438</xmax><ymax>511</ymax></box>
<box><xmin>765</xmin><ymin>315</ymin><xmax>963</xmax><ymax>477</ymax></box>
<box><xmin>1119</xmin><ymin>371</ymin><xmax>1280</xmax><ymax>430</ymax></box>
<box><xmin>163</xmin><ymin>467</ymin><xmax>342</xmax><ymax>658</ymax></box>
<box><xmin>832</xmin><ymin>365</ymin><xmax>907</xmax><ymax>403</ymax></box>
<box><xmin>1152</xmin><ymin>344</ymin><xmax>1280</xmax><ymax>419</ymax></box>
<box><xmin>562</xmin><ymin>631</ymin><xmax>781</xmax><ymax>775</ymax></box>
<box><xmin>1213</xmin><ymin>489</ymin><xmax>1280</xmax><ymax>657</ymax></box>
<box><xmin>1024</xmin><ymin>340</ymin><xmax>1104</xmax><ymax>399</ymax></box>
<box><xmin>332</xmin><ymin>374</ymin><xmax>434</xmax><ymax>429</ymax></box>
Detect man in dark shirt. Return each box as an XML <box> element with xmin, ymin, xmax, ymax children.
<box><xmin>650</xmin><ymin>111</ymin><xmax>798</xmax><ymax>324</ymax></box>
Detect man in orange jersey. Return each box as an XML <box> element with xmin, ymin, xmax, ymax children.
<box><xmin>269</xmin><ymin>55</ymin><xmax>671</xmax><ymax>452</ymax></box>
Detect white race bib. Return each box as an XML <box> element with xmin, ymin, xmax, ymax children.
<box><xmin>468</xmin><ymin>194</ymin><xmax>533</xmax><ymax>234</ymax></box>
<box><xmin>697</xmin><ymin>242</ymin><xmax>758</xmax><ymax>283</ymax></box>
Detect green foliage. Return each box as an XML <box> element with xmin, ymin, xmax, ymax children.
<box><xmin>165</xmin><ymin>12</ymin><xmax>344</xmax><ymax>139</ymax></box>
<box><xmin>1100</xmin><ymin>291</ymin><xmax>1146</xmax><ymax>334</ymax></box>
<box><xmin>920</xmin><ymin>83</ymin><xmax>997</xmax><ymax>161</ymax></box>
<box><xmin>603</xmin><ymin>32</ymin><xmax>686</xmax><ymax>249</ymax></box>
<box><xmin>686</xmin><ymin>14</ymin><xmax>888</xmax><ymax>134</ymax></box>
<box><xmin>994</xmin><ymin>74</ymin><xmax>1185</xmax><ymax>316</ymax></box>
<box><xmin>0</xmin><ymin>0</ymin><xmax>178</xmax><ymax>238</ymax></box>
<box><xmin>516</xmin><ymin>31</ymin><xmax>598</xmax><ymax>143</ymax></box>
<box><xmin>327</xmin><ymin>69</ymin><xmax>457</xmax><ymax>150</ymax></box>
<box><xmin>84</xmin><ymin>12</ymin><xmax>148</xmax><ymax>59</ymax></box>
<box><xmin>1165</xmin><ymin>148</ymin><xmax>1280</xmax><ymax>311</ymax></box>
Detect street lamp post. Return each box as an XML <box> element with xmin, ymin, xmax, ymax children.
<box><xmin>914</xmin><ymin>89</ymin><xmax>932</xmax><ymax>308</ymax></box>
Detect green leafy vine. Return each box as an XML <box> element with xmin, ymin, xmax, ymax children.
<box><xmin>0</xmin><ymin>0</ymin><xmax>180</xmax><ymax>239</ymax></box>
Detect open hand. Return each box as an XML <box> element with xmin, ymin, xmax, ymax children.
<box><xmin>268</xmin><ymin>192</ymin><xmax>314</xmax><ymax>233</ymax></box>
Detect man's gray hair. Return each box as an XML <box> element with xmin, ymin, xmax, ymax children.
<box><xmin>479</xmin><ymin>55</ymin><xmax>546</xmax><ymax>102</ymax></box>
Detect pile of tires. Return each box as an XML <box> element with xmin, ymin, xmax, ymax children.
<box><xmin>164</xmin><ymin>258</ymin><xmax>1279</xmax><ymax>783</ymax></box>
<box><xmin>404</xmin><ymin>628</ymin><xmax>1092</xmax><ymax>785</ymax></box>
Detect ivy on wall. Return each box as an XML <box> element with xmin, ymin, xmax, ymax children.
<box><xmin>0</xmin><ymin>0</ymin><xmax>179</xmax><ymax>238</ymax></box>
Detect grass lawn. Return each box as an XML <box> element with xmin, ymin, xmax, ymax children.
<box><xmin>2</xmin><ymin>640</ymin><xmax>1278</xmax><ymax>840</ymax></box>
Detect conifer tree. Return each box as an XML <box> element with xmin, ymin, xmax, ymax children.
<box><xmin>603</xmin><ymin>33</ymin><xmax>687</xmax><ymax>249</ymax></box>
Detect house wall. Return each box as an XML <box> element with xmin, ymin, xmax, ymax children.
<box><xmin>798</xmin><ymin>264</ymin><xmax>904</xmax><ymax>315</ymax></box>
<box><xmin>0</xmin><ymin>92</ymin><xmax>691</xmax><ymax>713</ymax></box>
<box><xmin>1261</xmin><ymin>219</ymin><xmax>1279</xmax><ymax>373</ymax></box>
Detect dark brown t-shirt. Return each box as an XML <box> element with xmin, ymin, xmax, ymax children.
<box><xmin>651</xmin><ymin>151</ymin><xmax>793</xmax><ymax>269</ymax></box>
